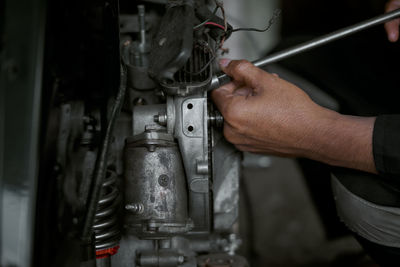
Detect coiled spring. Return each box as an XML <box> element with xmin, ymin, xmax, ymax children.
<box><xmin>93</xmin><ymin>169</ymin><xmax>120</xmax><ymax>252</ymax></box>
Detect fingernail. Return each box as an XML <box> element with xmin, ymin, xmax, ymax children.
<box><xmin>219</xmin><ymin>58</ymin><xmax>231</xmax><ymax>68</ymax></box>
<box><xmin>389</xmin><ymin>32</ymin><xmax>398</xmax><ymax>42</ymax></box>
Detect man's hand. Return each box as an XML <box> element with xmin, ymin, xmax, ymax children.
<box><xmin>212</xmin><ymin>59</ymin><xmax>377</xmax><ymax>174</ymax></box>
<box><xmin>211</xmin><ymin>59</ymin><xmax>328</xmax><ymax>157</ymax></box>
<box><xmin>385</xmin><ymin>0</ymin><xmax>400</xmax><ymax>42</ymax></box>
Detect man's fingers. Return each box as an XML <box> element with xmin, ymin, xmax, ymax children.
<box><xmin>219</xmin><ymin>59</ymin><xmax>270</xmax><ymax>88</ymax></box>
<box><xmin>385</xmin><ymin>0</ymin><xmax>400</xmax><ymax>42</ymax></box>
<box><xmin>385</xmin><ymin>19</ymin><xmax>400</xmax><ymax>42</ymax></box>
<box><xmin>211</xmin><ymin>81</ymin><xmax>237</xmax><ymax>116</ymax></box>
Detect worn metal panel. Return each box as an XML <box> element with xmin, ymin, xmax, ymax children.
<box><xmin>0</xmin><ymin>0</ymin><xmax>46</xmax><ymax>266</ymax></box>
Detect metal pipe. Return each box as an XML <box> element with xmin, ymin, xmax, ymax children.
<box><xmin>138</xmin><ymin>5</ymin><xmax>146</xmax><ymax>47</ymax></box>
<box><xmin>209</xmin><ymin>8</ymin><xmax>400</xmax><ymax>91</ymax></box>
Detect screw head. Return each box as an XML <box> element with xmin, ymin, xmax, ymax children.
<box><xmin>158</xmin><ymin>175</ymin><xmax>170</xmax><ymax>187</ymax></box>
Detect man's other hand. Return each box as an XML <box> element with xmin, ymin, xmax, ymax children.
<box><xmin>385</xmin><ymin>0</ymin><xmax>400</xmax><ymax>42</ymax></box>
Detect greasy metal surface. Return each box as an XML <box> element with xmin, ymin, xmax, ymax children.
<box><xmin>0</xmin><ymin>0</ymin><xmax>46</xmax><ymax>265</ymax></box>
<box><xmin>116</xmin><ymin>2</ymin><xmax>244</xmax><ymax>265</ymax></box>
<box><xmin>182</xmin><ymin>98</ymin><xmax>204</xmax><ymax>138</ymax></box>
<box><xmin>171</xmin><ymin>94</ymin><xmax>211</xmax><ymax>232</ymax></box>
<box><xmin>132</xmin><ymin>104</ymin><xmax>166</xmax><ymax>135</ymax></box>
<box><xmin>213</xmin><ymin>137</ymin><xmax>241</xmax><ymax>231</ymax></box>
<box><xmin>124</xmin><ymin>132</ymin><xmax>192</xmax><ymax>237</ymax></box>
<box><xmin>122</xmin><ymin>91</ymin><xmax>241</xmax><ymax>263</ymax></box>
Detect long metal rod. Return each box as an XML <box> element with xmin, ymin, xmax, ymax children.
<box><xmin>209</xmin><ymin>8</ymin><xmax>400</xmax><ymax>90</ymax></box>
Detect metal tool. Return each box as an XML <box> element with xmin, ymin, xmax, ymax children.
<box><xmin>209</xmin><ymin>8</ymin><xmax>400</xmax><ymax>91</ymax></box>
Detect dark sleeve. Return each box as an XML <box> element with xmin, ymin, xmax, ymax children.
<box><xmin>373</xmin><ymin>115</ymin><xmax>400</xmax><ymax>178</ymax></box>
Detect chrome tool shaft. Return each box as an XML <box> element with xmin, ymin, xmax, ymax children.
<box><xmin>209</xmin><ymin>8</ymin><xmax>400</xmax><ymax>91</ymax></box>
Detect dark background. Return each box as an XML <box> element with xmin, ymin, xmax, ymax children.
<box><xmin>278</xmin><ymin>0</ymin><xmax>400</xmax><ymax>116</ymax></box>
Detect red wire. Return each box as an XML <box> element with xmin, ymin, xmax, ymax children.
<box><xmin>205</xmin><ymin>22</ymin><xmax>225</xmax><ymax>30</ymax></box>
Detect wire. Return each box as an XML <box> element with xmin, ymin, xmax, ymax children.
<box><xmin>228</xmin><ymin>9</ymin><xmax>281</xmax><ymax>34</ymax></box>
<box><xmin>218</xmin><ymin>0</ymin><xmax>227</xmax><ymax>33</ymax></box>
<box><xmin>193</xmin><ymin>5</ymin><xmax>219</xmax><ymax>29</ymax></box>
<box><xmin>184</xmin><ymin>54</ymin><xmax>216</xmax><ymax>75</ymax></box>
<box><xmin>204</xmin><ymin>21</ymin><xmax>225</xmax><ymax>30</ymax></box>
<box><xmin>183</xmin><ymin>39</ymin><xmax>216</xmax><ymax>76</ymax></box>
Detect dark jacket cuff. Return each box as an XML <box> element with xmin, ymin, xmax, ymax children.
<box><xmin>373</xmin><ymin>115</ymin><xmax>400</xmax><ymax>179</ymax></box>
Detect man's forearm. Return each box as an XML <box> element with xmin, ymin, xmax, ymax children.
<box><xmin>301</xmin><ymin>109</ymin><xmax>377</xmax><ymax>174</ymax></box>
<box><xmin>212</xmin><ymin>59</ymin><xmax>379</xmax><ymax>175</ymax></box>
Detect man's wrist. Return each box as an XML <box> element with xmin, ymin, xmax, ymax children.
<box><xmin>299</xmin><ymin>108</ymin><xmax>377</xmax><ymax>173</ymax></box>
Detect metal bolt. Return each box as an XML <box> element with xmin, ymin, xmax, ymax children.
<box><xmin>209</xmin><ymin>110</ymin><xmax>224</xmax><ymax>128</ymax></box>
<box><xmin>148</xmin><ymin>145</ymin><xmax>156</xmax><ymax>152</ymax></box>
<box><xmin>158</xmin><ymin>175</ymin><xmax>170</xmax><ymax>187</ymax></box>
<box><xmin>178</xmin><ymin>255</ymin><xmax>185</xmax><ymax>264</ymax></box>
<box><xmin>154</xmin><ymin>113</ymin><xmax>167</xmax><ymax>126</ymax></box>
<box><xmin>125</xmin><ymin>203</ymin><xmax>144</xmax><ymax>214</ymax></box>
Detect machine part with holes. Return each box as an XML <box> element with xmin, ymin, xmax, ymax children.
<box><xmin>171</xmin><ymin>94</ymin><xmax>212</xmax><ymax>232</ymax></box>
<box><xmin>124</xmin><ymin>130</ymin><xmax>193</xmax><ymax>238</ymax></box>
<box><xmin>129</xmin><ymin>93</ymin><xmax>216</xmax><ymax>233</ymax></box>
<box><xmin>124</xmin><ymin>89</ymin><xmax>241</xmax><ymax>247</ymax></box>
